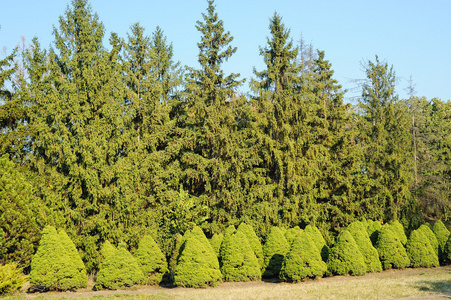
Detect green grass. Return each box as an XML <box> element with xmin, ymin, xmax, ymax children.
<box><xmin>3</xmin><ymin>266</ymin><xmax>451</xmax><ymax>299</ymax></box>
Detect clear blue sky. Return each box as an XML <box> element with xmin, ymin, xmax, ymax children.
<box><xmin>1</xmin><ymin>0</ymin><xmax>450</xmax><ymax>102</ymax></box>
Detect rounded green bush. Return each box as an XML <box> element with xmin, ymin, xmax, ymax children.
<box><xmin>444</xmin><ymin>234</ymin><xmax>451</xmax><ymax>264</ymax></box>
<box><xmin>419</xmin><ymin>224</ymin><xmax>439</xmax><ymax>257</ymax></box>
<box><xmin>135</xmin><ymin>235</ymin><xmax>168</xmax><ymax>285</ymax></box>
<box><xmin>58</xmin><ymin>230</ymin><xmax>87</xmax><ymax>288</ymax></box>
<box><xmin>279</xmin><ymin>230</ymin><xmax>327</xmax><ymax>282</ymax></box>
<box><xmin>432</xmin><ymin>220</ymin><xmax>450</xmax><ymax>263</ymax></box>
<box><xmin>375</xmin><ymin>225</ymin><xmax>410</xmax><ymax>270</ymax></box>
<box><xmin>389</xmin><ymin>220</ymin><xmax>407</xmax><ymax>245</ymax></box>
<box><xmin>262</xmin><ymin>227</ymin><xmax>290</xmax><ymax>278</ymax></box>
<box><xmin>219</xmin><ymin>229</ymin><xmax>261</xmax><ymax>282</ymax></box>
<box><xmin>237</xmin><ymin>223</ymin><xmax>264</xmax><ymax>270</ymax></box>
<box><xmin>284</xmin><ymin>226</ymin><xmax>302</xmax><ymax>245</ymax></box>
<box><xmin>209</xmin><ymin>233</ymin><xmax>224</xmax><ymax>257</ymax></box>
<box><xmin>364</xmin><ymin>219</ymin><xmax>382</xmax><ymax>246</ymax></box>
<box><xmin>96</xmin><ymin>242</ymin><xmax>145</xmax><ymax>290</ymax></box>
<box><xmin>174</xmin><ymin>226</ymin><xmax>222</xmax><ymax>288</ymax></box>
<box><xmin>326</xmin><ymin>230</ymin><xmax>366</xmax><ymax>276</ymax></box>
<box><xmin>406</xmin><ymin>229</ymin><xmax>439</xmax><ymax>268</ymax></box>
<box><xmin>0</xmin><ymin>263</ymin><xmax>27</xmax><ymax>295</ymax></box>
<box><xmin>304</xmin><ymin>224</ymin><xmax>330</xmax><ymax>262</ymax></box>
<box><xmin>346</xmin><ymin>221</ymin><xmax>381</xmax><ymax>273</ymax></box>
<box><xmin>29</xmin><ymin>226</ymin><xmax>82</xmax><ymax>291</ymax></box>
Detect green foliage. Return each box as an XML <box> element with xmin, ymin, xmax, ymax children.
<box><xmin>432</xmin><ymin>220</ymin><xmax>450</xmax><ymax>263</ymax></box>
<box><xmin>29</xmin><ymin>226</ymin><xmax>84</xmax><ymax>291</ymax></box>
<box><xmin>0</xmin><ymin>155</ymin><xmax>45</xmax><ymax>269</ymax></box>
<box><xmin>284</xmin><ymin>226</ymin><xmax>302</xmax><ymax>245</ymax></box>
<box><xmin>174</xmin><ymin>226</ymin><xmax>222</xmax><ymax>288</ymax></box>
<box><xmin>262</xmin><ymin>227</ymin><xmax>290</xmax><ymax>278</ymax></box>
<box><xmin>326</xmin><ymin>230</ymin><xmax>366</xmax><ymax>276</ymax></box>
<box><xmin>406</xmin><ymin>229</ymin><xmax>439</xmax><ymax>268</ymax></box>
<box><xmin>237</xmin><ymin>223</ymin><xmax>264</xmax><ymax>269</ymax></box>
<box><xmin>388</xmin><ymin>220</ymin><xmax>407</xmax><ymax>245</ymax></box>
<box><xmin>445</xmin><ymin>234</ymin><xmax>451</xmax><ymax>264</ymax></box>
<box><xmin>134</xmin><ymin>235</ymin><xmax>168</xmax><ymax>285</ymax></box>
<box><xmin>58</xmin><ymin>230</ymin><xmax>87</xmax><ymax>288</ymax></box>
<box><xmin>96</xmin><ymin>242</ymin><xmax>145</xmax><ymax>290</ymax></box>
<box><xmin>0</xmin><ymin>263</ymin><xmax>27</xmax><ymax>295</ymax></box>
<box><xmin>219</xmin><ymin>229</ymin><xmax>261</xmax><ymax>282</ymax></box>
<box><xmin>304</xmin><ymin>225</ymin><xmax>330</xmax><ymax>262</ymax></box>
<box><xmin>418</xmin><ymin>224</ymin><xmax>439</xmax><ymax>257</ymax></box>
<box><xmin>209</xmin><ymin>233</ymin><xmax>224</xmax><ymax>257</ymax></box>
<box><xmin>346</xmin><ymin>221</ymin><xmax>381</xmax><ymax>273</ymax></box>
<box><xmin>363</xmin><ymin>219</ymin><xmax>382</xmax><ymax>246</ymax></box>
<box><xmin>375</xmin><ymin>225</ymin><xmax>410</xmax><ymax>270</ymax></box>
<box><xmin>279</xmin><ymin>230</ymin><xmax>327</xmax><ymax>282</ymax></box>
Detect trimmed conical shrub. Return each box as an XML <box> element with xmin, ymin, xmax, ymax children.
<box><xmin>209</xmin><ymin>233</ymin><xmax>223</xmax><ymax>257</ymax></box>
<box><xmin>262</xmin><ymin>227</ymin><xmax>290</xmax><ymax>278</ymax></box>
<box><xmin>96</xmin><ymin>242</ymin><xmax>145</xmax><ymax>290</ymax></box>
<box><xmin>168</xmin><ymin>233</ymin><xmax>184</xmax><ymax>273</ymax></box>
<box><xmin>174</xmin><ymin>226</ymin><xmax>222</xmax><ymax>288</ymax></box>
<box><xmin>432</xmin><ymin>220</ymin><xmax>450</xmax><ymax>263</ymax></box>
<box><xmin>406</xmin><ymin>229</ymin><xmax>439</xmax><ymax>268</ymax></box>
<box><xmin>389</xmin><ymin>220</ymin><xmax>407</xmax><ymax>245</ymax></box>
<box><xmin>419</xmin><ymin>224</ymin><xmax>439</xmax><ymax>257</ymax></box>
<box><xmin>279</xmin><ymin>230</ymin><xmax>327</xmax><ymax>282</ymax></box>
<box><xmin>237</xmin><ymin>223</ymin><xmax>264</xmax><ymax>270</ymax></box>
<box><xmin>326</xmin><ymin>230</ymin><xmax>366</xmax><ymax>276</ymax></box>
<box><xmin>29</xmin><ymin>226</ymin><xmax>81</xmax><ymax>291</ymax></box>
<box><xmin>346</xmin><ymin>221</ymin><xmax>381</xmax><ymax>273</ymax></box>
<box><xmin>364</xmin><ymin>219</ymin><xmax>382</xmax><ymax>246</ymax></box>
<box><xmin>219</xmin><ymin>229</ymin><xmax>261</xmax><ymax>282</ymax></box>
<box><xmin>444</xmin><ymin>234</ymin><xmax>451</xmax><ymax>264</ymax></box>
<box><xmin>304</xmin><ymin>224</ymin><xmax>330</xmax><ymax>262</ymax></box>
<box><xmin>58</xmin><ymin>230</ymin><xmax>87</xmax><ymax>288</ymax></box>
<box><xmin>135</xmin><ymin>235</ymin><xmax>168</xmax><ymax>285</ymax></box>
<box><xmin>375</xmin><ymin>225</ymin><xmax>410</xmax><ymax>270</ymax></box>
<box><xmin>284</xmin><ymin>226</ymin><xmax>302</xmax><ymax>245</ymax></box>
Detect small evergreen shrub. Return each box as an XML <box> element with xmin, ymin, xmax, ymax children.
<box><xmin>284</xmin><ymin>226</ymin><xmax>302</xmax><ymax>245</ymax></box>
<box><xmin>0</xmin><ymin>263</ymin><xmax>27</xmax><ymax>295</ymax></box>
<box><xmin>326</xmin><ymin>230</ymin><xmax>366</xmax><ymax>276</ymax></box>
<box><xmin>29</xmin><ymin>226</ymin><xmax>82</xmax><ymax>291</ymax></box>
<box><xmin>304</xmin><ymin>224</ymin><xmax>330</xmax><ymax>262</ymax></box>
<box><xmin>168</xmin><ymin>233</ymin><xmax>183</xmax><ymax>273</ymax></box>
<box><xmin>432</xmin><ymin>220</ymin><xmax>450</xmax><ymax>263</ymax></box>
<box><xmin>406</xmin><ymin>229</ymin><xmax>439</xmax><ymax>268</ymax></box>
<box><xmin>375</xmin><ymin>225</ymin><xmax>410</xmax><ymax>270</ymax></box>
<box><xmin>389</xmin><ymin>220</ymin><xmax>407</xmax><ymax>245</ymax></box>
<box><xmin>346</xmin><ymin>221</ymin><xmax>381</xmax><ymax>273</ymax></box>
<box><xmin>279</xmin><ymin>230</ymin><xmax>327</xmax><ymax>282</ymax></box>
<box><xmin>209</xmin><ymin>233</ymin><xmax>224</xmax><ymax>257</ymax></box>
<box><xmin>262</xmin><ymin>227</ymin><xmax>290</xmax><ymax>278</ymax></box>
<box><xmin>135</xmin><ymin>235</ymin><xmax>168</xmax><ymax>285</ymax></box>
<box><xmin>219</xmin><ymin>230</ymin><xmax>261</xmax><ymax>281</ymax></box>
<box><xmin>419</xmin><ymin>224</ymin><xmax>439</xmax><ymax>257</ymax></box>
<box><xmin>444</xmin><ymin>234</ymin><xmax>451</xmax><ymax>264</ymax></box>
<box><xmin>174</xmin><ymin>226</ymin><xmax>222</xmax><ymax>288</ymax></box>
<box><xmin>59</xmin><ymin>230</ymin><xmax>87</xmax><ymax>288</ymax></box>
<box><xmin>237</xmin><ymin>223</ymin><xmax>264</xmax><ymax>270</ymax></box>
<box><xmin>96</xmin><ymin>242</ymin><xmax>145</xmax><ymax>290</ymax></box>
<box><xmin>364</xmin><ymin>219</ymin><xmax>382</xmax><ymax>246</ymax></box>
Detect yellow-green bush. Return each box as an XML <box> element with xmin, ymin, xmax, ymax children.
<box><xmin>326</xmin><ymin>230</ymin><xmax>366</xmax><ymax>276</ymax></box>
<box><xmin>406</xmin><ymin>229</ymin><xmax>439</xmax><ymax>268</ymax></box>
<box><xmin>432</xmin><ymin>220</ymin><xmax>450</xmax><ymax>263</ymax></box>
<box><xmin>237</xmin><ymin>223</ymin><xmax>264</xmax><ymax>270</ymax></box>
<box><xmin>346</xmin><ymin>221</ymin><xmax>381</xmax><ymax>273</ymax></box>
<box><xmin>0</xmin><ymin>263</ymin><xmax>27</xmax><ymax>295</ymax></box>
<box><xmin>304</xmin><ymin>224</ymin><xmax>329</xmax><ymax>262</ymax></box>
<box><xmin>135</xmin><ymin>235</ymin><xmax>168</xmax><ymax>285</ymax></box>
<box><xmin>262</xmin><ymin>227</ymin><xmax>290</xmax><ymax>278</ymax></box>
<box><xmin>375</xmin><ymin>225</ymin><xmax>410</xmax><ymax>270</ymax></box>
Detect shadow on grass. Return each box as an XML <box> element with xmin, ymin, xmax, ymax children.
<box><xmin>416</xmin><ymin>280</ymin><xmax>451</xmax><ymax>296</ymax></box>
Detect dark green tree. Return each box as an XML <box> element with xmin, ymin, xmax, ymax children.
<box><xmin>326</xmin><ymin>230</ymin><xmax>366</xmax><ymax>276</ymax></box>
<box><xmin>279</xmin><ymin>230</ymin><xmax>326</xmax><ymax>282</ymax></box>
<box><xmin>134</xmin><ymin>235</ymin><xmax>168</xmax><ymax>285</ymax></box>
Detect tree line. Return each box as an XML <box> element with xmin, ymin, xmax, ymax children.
<box><xmin>1</xmin><ymin>0</ymin><xmax>450</xmax><ymax>272</ymax></box>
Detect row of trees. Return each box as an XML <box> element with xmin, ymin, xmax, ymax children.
<box><xmin>1</xmin><ymin>0</ymin><xmax>450</xmax><ymax>272</ymax></box>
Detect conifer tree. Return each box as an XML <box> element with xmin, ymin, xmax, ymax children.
<box><xmin>375</xmin><ymin>225</ymin><xmax>410</xmax><ymax>270</ymax></box>
<box><xmin>406</xmin><ymin>229</ymin><xmax>439</xmax><ymax>268</ymax></box>
<box><xmin>284</xmin><ymin>226</ymin><xmax>302</xmax><ymax>245</ymax></box>
<box><xmin>58</xmin><ymin>230</ymin><xmax>87</xmax><ymax>288</ymax></box>
<box><xmin>388</xmin><ymin>220</ymin><xmax>408</xmax><ymax>245</ymax></box>
<box><xmin>174</xmin><ymin>226</ymin><xmax>222</xmax><ymax>287</ymax></box>
<box><xmin>304</xmin><ymin>224</ymin><xmax>329</xmax><ymax>261</ymax></box>
<box><xmin>326</xmin><ymin>230</ymin><xmax>366</xmax><ymax>276</ymax></box>
<box><xmin>279</xmin><ymin>230</ymin><xmax>327</xmax><ymax>282</ymax></box>
<box><xmin>418</xmin><ymin>224</ymin><xmax>439</xmax><ymax>257</ymax></box>
<box><xmin>262</xmin><ymin>227</ymin><xmax>290</xmax><ymax>278</ymax></box>
<box><xmin>237</xmin><ymin>223</ymin><xmax>264</xmax><ymax>269</ymax></box>
<box><xmin>346</xmin><ymin>221</ymin><xmax>381</xmax><ymax>273</ymax></box>
<box><xmin>134</xmin><ymin>235</ymin><xmax>168</xmax><ymax>285</ymax></box>
<box><xmin>209</xmin><ymin>233</ymin><xmax>224</xmax><ymax>257</ymax></box>
<box><xmin>432</xmin><ymin>220</ymin><xmax>450</xmax><ymax>263</ymax></box>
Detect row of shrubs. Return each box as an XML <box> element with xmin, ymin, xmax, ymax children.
<box><xmin>2</xmin><ymin>219</ymin><xmax>451</xmax><ymax>292</ymax></box>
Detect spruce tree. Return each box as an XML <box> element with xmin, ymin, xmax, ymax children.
<box><xmin>418</xmin><ymin>224</ymin><xmax>439</xmax><ymax>257</ymax></box>
<box><xmin>58</xmin><ymin>230</ymin><xmax>87</xmax><ymax>288</ymax></box>
<box><xmin>326</xmin><ymin>230</ymin><xmax>366</xmax><ymax>276</ymax></box>
<box><xmin>346</xmin><ymin>221</ymin><xmax>381</xmax><ymax>273</ymax></box>
<box><xmin>284</xmin><ymin>226</ymin><xmax>302</xmax><ymax>245</ymax></box>
<box><xmin>375</xmin><ymin>225</ymin><xmax>410</xmax><ymax>270</ymax></box>
<box><xmin>134</xmin><ymin>235</ymin><xmax>168</xmax><ymax>285</ymax></box>
<box><xmin>432</xmin><ymin>220</ymin><xmax>450</xmax><ymax>263</ymax></box>
<box><xmin>262</xmin><ymin>227</ymin><xmax>290</xmax><ymax>278</ymax></box>
<box><xmin>279</xmin><ymin>230</ymin><xmax>327</xmax><ymax>282</ymax></box>
<box><xmin>406</xmin><ymin>229</ymin><xmax>439</xmax><ymax>268</ymax></box>
<box><xmin>209</xmin><ymin>233</ymin><xmax>224</xmax><ymax>257</ymax></box>
<box><xmin>388</xmin><ymin>220</ymin><xmax>407</xmax><ymax>245</ymax></box>
<box><xmin>174</xmin><ymin>226</ymin><xmax>222</xmax><ymax>287</ymax></box>
<box><xmin>304</xmin><ymin>224</ymin><xmax>330</xmax><ymax>262</ymax></box>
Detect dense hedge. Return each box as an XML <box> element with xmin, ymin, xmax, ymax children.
<box><xmin>279</xmin><ymin>230</ymin><xmax>327</xmax><ymax>282</ymax></box>
<box><xmin>326</xmin><ymin>230</ymin><xmax>366</xmax><ymax>276</ymax></box>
